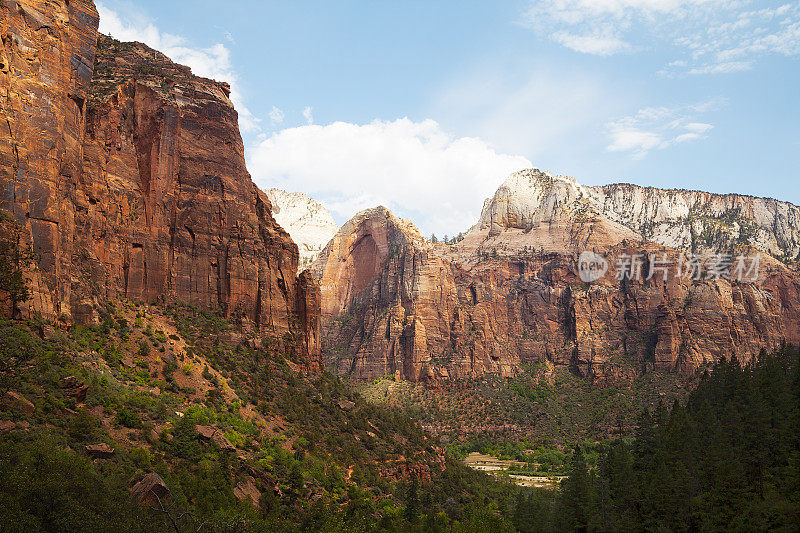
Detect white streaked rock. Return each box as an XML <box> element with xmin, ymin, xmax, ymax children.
<box><xmin>264</xmin><ymin>189</ymin><xmax>339</xmax><ymax>270</ymax></box>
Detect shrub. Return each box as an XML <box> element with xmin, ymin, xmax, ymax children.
<box><xmin>138</xmin><ymin>340</ymin><xmax>151</xmax><ymax>358</ymax></box>
<box><xmin>128</xmin><ymin>446</ymin><xmax>152</xmax><ymax>469</ymax></box>
<box><xmin>115</xmin><ymin>407</ymin><xmax>142</xmax><ymax>428</ymax></box>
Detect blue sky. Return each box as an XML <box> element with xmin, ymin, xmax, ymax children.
<box><xmin>98</xmin><ymin>0</ymin><xmax>800</xmax><ymax>237</ymax></box>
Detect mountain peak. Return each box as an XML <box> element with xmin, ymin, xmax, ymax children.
<box><xmin>263</xmin><ymin>189</ymin><xmax>339</xmax><ymax>269</ymax></box>
<box><xmin>469</xmin><ymin>168</ymin><xmax>800</xmax><ymax>260</ymax></box>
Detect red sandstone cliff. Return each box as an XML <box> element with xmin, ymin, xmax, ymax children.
<box><xmin>0</xmin><ymin>1</ymin><xmax>320</xmax><ymax>362</ymax></box>
<box><xmin>313</xmin><ymin>205</ymin><xmax>800</xmax><ymax>384</ymax></box>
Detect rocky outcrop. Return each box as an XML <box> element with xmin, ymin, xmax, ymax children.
<box><xmin>312</xmin><ymin>207</ymin><xmax>464</xmax><ymax>381</ymax></box>
<box><xmin>0</xmin><ymin>2</ymin><xmax>320</xmax><ymax>361</ymax></box>
<box><xmin>85</xmin><ymin>442</ymin><xmax>115</xmax><ymax>458</ymax></box>
<box><xmin>263</xmin><ymin>189</ymin><xmax>338</xmax><ymax>270</ymax></box>
<box><xmin>470</xmin><ymin>169</ymin><xmax>800</xmax><ymax>260</ymax></box>
<box><xmin>313</xmin><ymin>191</ymin><xmax>800</xmax><ymax>384</ymax></box>
<box><xmin>130</xmin><ymin>472</ymin><xmax>171</xmax><ymax>506</ymax></box>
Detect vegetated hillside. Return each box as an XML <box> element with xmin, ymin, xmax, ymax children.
<box><xmin>0</xmin><ymin>278</ymin><xmax>523</xmax><ymax>529</ymax></box>
<box><xmin>360</xmin><ymin>365</ymin><xmax>693</xmax><ymax>449</ymax></box>
<box><xmin>0</xmin><ymin>174</ymin><xmax>521</xmax><ymax>529</ymax></box>
<box><xmin>510</xmin><ymin>345</ymin><xmax>800</xmax><ymax>532</ymax></box>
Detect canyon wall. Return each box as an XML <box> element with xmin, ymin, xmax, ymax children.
<box><xmin>313</xmin><ymin>171</ymin><xmax>800</xmax><ymax>384</ymax></box>
<box><xmin>0</xmin><ymin>1</ymin><xmax>319</xmax><ymax>361</ymax></box>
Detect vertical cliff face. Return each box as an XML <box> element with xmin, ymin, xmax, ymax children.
<box><xmin>1</xmin><ymin>0</ymin><xmax>99</xmax><ymax>315</ymax></box>
<box><xmin>314</xmin><ymin>176</ymin><xmax>800</xmax><ymax>384</ymax></box>
<box><xmin>312</xmin><ymin>207</ymin><xmax>470</xmax><ymax>381</ymax></box>
<box><xmin>0</xmin><ymin>2</ymin><xmax>320</xmax><ymax>362</ymax></box>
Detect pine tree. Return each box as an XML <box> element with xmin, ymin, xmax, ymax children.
<box><xmin>558</xmin><ymin>446</ymin><xmax>590</xmax><ymax>531</ymax></box>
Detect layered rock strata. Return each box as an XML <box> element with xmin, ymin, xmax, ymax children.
<box><xmin>0</xmin><ymin>2</ymin><xmax>320</xmax><ymax>361</ymax></box>
<box><xmin>469</xmin><ymin>169</ymin><xmax>800</xmax><ymax>260</ymax></box>
<box><xmin>313</xmin><ymin>172</ymin><xmax>800</xmax><ymax>383</ymax></box>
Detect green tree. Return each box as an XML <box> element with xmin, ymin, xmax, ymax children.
<box><xmin>557</xmin><ymin>446</ymin><xmax>590</xmax><ymax>531</ymax></box>
<box><xmin>0</xmin><ymin>212</ymin><xmax>34</xmax><ymax>314</ymax></box>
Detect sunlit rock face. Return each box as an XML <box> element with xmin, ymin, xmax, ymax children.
<box><xmin>469</xmin><ymin>169</ymin><xmax>800</xmax><ymax>260</ymax></box>
<box><xmin>313</xmin><ymin>170</ymin><xmax>800</xmax><ymax>384</ymax></box>
<box><xmin>263</xmin><ymin>189</ymin><xmax>338</xmax><ymax>271</ymax></box>
<box><xmin>0</xmin><ymin>3</ymin><xmax>320</xmax><ymax>364</ymax></box>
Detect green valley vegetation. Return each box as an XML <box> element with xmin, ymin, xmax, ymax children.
<box><xmin>511</xmin><ymin>346</ymin><xmax>800</xmax><ymax>531</ymax></box>
<box><xmin>2</xmin><ymin>237</ymin><xmax>799</xmax><ymax>530</ymax></box>
<box><xmin>360</xmin><ymin>365</ymin><xmax>693</xmax><ymax>448</ymax></box>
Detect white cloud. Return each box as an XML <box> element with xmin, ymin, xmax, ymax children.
<box><xmin>686</xmin><ymin>60</ymin><xmax>753</xmax><ymax>75</ymax></box>
<box><xmin>302</xmin><ymin>106</ymin><xmax>314</xmax><ymax>125</ymax></box>
<box><xmin>552</xmin><ymin>29</ymin><xmax>632</xmax><ymax>55</ymax></box>
<box><xmin>523</xmin><ymin>1</ymin><xmax>800</xmax><ymax>74</ymax></box>
<box><xmin>607</xmin><ymin>130</ymin><xmax>667</xmax><ymax>156</ymax></box>
<box><xmin>247</xmin><ymin>118</ymin><xmax>532</xmax><ymax>236</ymax></box>
<box><xmin>96</xmin><ymin>3</ymin><xmax>262</xmax><ymax>133</ymax></box>
<box><xmin>684</xmin><ymin>122</ymin><xmax>714</xmax><ymax>134</ymax></box>
<box><xmin>606</xmin><ymin>102</ymin><xmax>720</xmax><ymax>158</ymax></box>
<box><xmin>523</xmin><ymin>0</ymin><xmax>721</xmax><ymax>56</ymax></box>
<box><xmin>268</xmin><ymin>106</ymin><xmax>284</xmax><ymax>125</ymax></box>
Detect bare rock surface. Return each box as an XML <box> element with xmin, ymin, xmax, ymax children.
<box><xmin>0</xmin><ymin>1</ymin><xmax>320</xmax><ymax>364</ymax></box>
<box><xmin>312</xmin><ymin>174</ymin><xmax>800</xmax><ymax>384</ymax></box>
<box><xmin>468</xmin><ymin>169</ymin><xmax>800</xmax><ymax>260</ymax></box>
<box><xmin>264</xmin><ymin>189</ymin><xmax>338</xmax><ymax>270</ymax></box>
<box><xmin>130</xmin><ymin>472</ymin><xmax>171</xmax><ymax>505</ymax></box>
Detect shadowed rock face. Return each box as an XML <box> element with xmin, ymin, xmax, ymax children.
<box><xmin>0</xmin><ymin>2</ymin><xmax>320</xmax><ymax>362</ymax></box>
<box><xmin>313</xmin><ymin>185</ymin><xmax>800</xmax><ymax>384</ymax></box>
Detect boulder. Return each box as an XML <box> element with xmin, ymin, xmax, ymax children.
<box><xmin>60</xmin><ymin>376</ymin><xmax>89</xmax><ymax>402</ymax></box>
<box><xmin>195</xmin><ymin>425</ymin><xmax>216</xmax><ymax>440</ymax></box>
<box><xmin>233</xmin><ymin>476</ymin><xmax>261</xmax><ymax>506</ymax></box>
<box><xmin>195</xmin><ymin>425</ymin><xmax>236</xmax><ymax>451</ymax></box>
<box><xmin>85</xmin><ymin>443</ymin><xmax>115</xmax><ymax>458</ymax></box>
<box><xmin>131</xmin><ymin>472</ymin><xmax>171</xmax><ymax>505</ymax></box>
<box><xmin>337</xmin><ymin>399</ymin><xmax>355</xmax><ymax>410</ymax></box>
<box><xmin>2</xmin><ymin>391</ymin><xmax>35</xmax><ymax>416</ymax></box>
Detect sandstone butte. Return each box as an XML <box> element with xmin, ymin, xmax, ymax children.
<box><xmin>0</xmin><ymin>0</ymin><xmax>320</xmax><ymax>365</ymax></box>
<box><xmin>312</xmin><ymin>170</ymin><xmax>800</xmax><ymax>384</ymax></box>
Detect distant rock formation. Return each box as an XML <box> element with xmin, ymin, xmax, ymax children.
<box><xmin>469</xmin><ymin>169</ymin><xmax>800</xmax><ymax>259</ymax></box>
<box><xmin>0</xmin><ymin>1</ymin><xmax>320</xmax><ymax>363</ymax></box>
<box><xmin>312</xmin><ymin>171</ymin><xmax>800</xmax><ymax>384</ymax></box>
<box><xmin>263</xmin><ymin>189</ymin><xmax>338</xmax><ymax>270</ymax></box>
